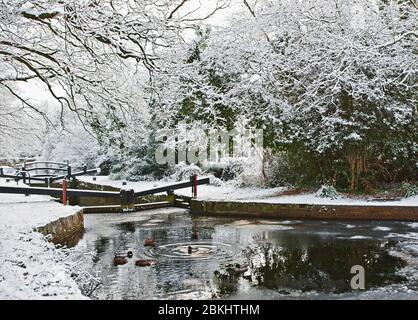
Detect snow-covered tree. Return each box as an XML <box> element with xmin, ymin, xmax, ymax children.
<box><xmin>0</xmin><ymin>0</ymin><xmax>231</xmax><ymax>125</ymax></box>
<box><xmin>150</xmin><ymin>0</ymin><xmax>417</xmax><ymax>190</ymax></box>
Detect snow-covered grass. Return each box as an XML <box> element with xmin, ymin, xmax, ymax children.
<box><xmin>0</xmin><ymin>178</ymin><xmax>86</xmax><ymax>299</ymax></box>
<box><xmin>78</xmin><ymin>176</ymin><xmax>418</xmax><ymax>206</ymax></box>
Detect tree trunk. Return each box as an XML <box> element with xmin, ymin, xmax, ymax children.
<box><xmin>346</xmin><ymin>150</ymin><xmax>367</xmax><ymax>193</ymax></box>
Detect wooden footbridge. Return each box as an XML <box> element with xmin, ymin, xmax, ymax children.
<box><xmin>0</xmin><ymin>161</ymin><xmax>100</xmax><ymax>186</ymax></box>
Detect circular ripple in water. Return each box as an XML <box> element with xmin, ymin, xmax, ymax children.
<box><xmin>145</xmin><ymin>242</ymin><xmax>237</xmax><ymax>261</ymax></box>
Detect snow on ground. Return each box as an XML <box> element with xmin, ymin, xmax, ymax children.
<box><xmin>78</xmin><ymin>176</ymin><xmax>418</xmax><ymax>207</ymax></box>
<box><xmin>0</xmin><ymin>178</ymin><xmax>86</xmax><ymax>299</ymax></box>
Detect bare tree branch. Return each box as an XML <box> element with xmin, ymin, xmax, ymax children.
<box><xmin>243</xmin><ymin>0</ymin><xmax>256</xmax><ymax>17</ymax></box>
<box><xmin>168</xmin><ymin>0</ymin><xmax>190</xmax><ymax>19</ymax></box>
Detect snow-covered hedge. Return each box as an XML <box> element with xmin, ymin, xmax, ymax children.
<box><xmin>315</xmin><ymin>185</ymin><xmax>340</xmax><ymax>200</ymax></box>
<box><xmin>168</xmin><ymin>163</ymin><xmax>203</xmax><ymax>181</ymax></box>
<box><xmin>203</xmin><ymin>158</ymin><xmax>243</xmax><ymax>181</ymax></box>
<box><xmin>203</xmin><ymin>157</ymin><xmax>266</xmax><ymax>187</ymax></box>
<box><xmin>402</xmin><ymin>182</ymin><xmax>418</xmax><ymax>199</ymax></box>
<box><xmin>264</xmin><ymin>153</ymin><xmax>293</xmax><ymax>188</ymax></box>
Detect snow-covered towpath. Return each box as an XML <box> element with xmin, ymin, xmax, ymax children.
<box><xmin>0</xmin><ymin>178</ymin><xmax>86</xmax><ymax>299</ymax></box>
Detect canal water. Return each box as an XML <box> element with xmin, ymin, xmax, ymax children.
<box><xmin>73</xmin><ymin>208</ymin><xmax>418</xmax><ymax>300</ymax></box>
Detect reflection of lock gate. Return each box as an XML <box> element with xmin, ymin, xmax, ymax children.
<box><xmin>120</xmin><ymin>189</ymin><xmax>135</xmax><ymax>211</ymax></box>
<box><xmin>0</xmin><ymin>175</ymin><xmax>211</xmax><ymax>212</ymax></box>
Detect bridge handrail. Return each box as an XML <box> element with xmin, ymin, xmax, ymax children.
<box><xmin>16</xmin><ymin>161</ymin><xmax>69</xmax><ymax>168</ymax></box>
<box><xmin>50</xmin><ymin>168</ymin><xmax>100</xmax><ymax>181</ymax></box>
<box><xmin>20</xmin><ymin>167</ymin><xmax>68</xmax><ymax>172</ymax></box>
<box><xmin>1</xmin><ymin>166</ymin><xmax>100</xmax><ymax>182</ymax></box>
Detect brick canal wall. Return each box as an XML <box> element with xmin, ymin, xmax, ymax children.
<box><xmin>191</xmin><ymin>200</ymin><xmax>418</xmax><ymax>220</ymax></box>
<box><xmin>37</xmin><ymin>210</ymin><xmax>85</xmax><ymax>247</ymax></box>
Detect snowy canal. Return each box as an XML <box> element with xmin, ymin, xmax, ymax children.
<box><xmin>73</xmin><ymin>208</ymin><xmax>418</xmax><ymax>300</ymax></box>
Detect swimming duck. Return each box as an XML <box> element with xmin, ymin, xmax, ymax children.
<box><xmin>135</xmin><ymin>259</ymin><xmax>153</xmax><ymax>267</ymax></box>
<box><xmin>188</xmin><ymin>246</ymin><xmax>193</xmax><ymax>254</ymax></box>
<box><xmin>113</xmin><ymin>256</ymin><xmax>128</xmax><ymax>266</ymax></box>
<box><xmin>144</xmin><ymin>238</ymin><xmax>155</xmax><ymax>247</ymax></box>
<box><xmin>127</xmin><ymin>251</ymin><xmax>133</xmax><ymax>258</ymax></box>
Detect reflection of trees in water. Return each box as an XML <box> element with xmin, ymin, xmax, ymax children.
<box><xmin>76</xmin><ymin>215</ymin><xmax>211</xmax><ymax>299</ymax></box>
<box><xmin>76</xmin><ymin>214</ymin><xmax>410</xmax><ymax>298</ymax></box>
<box><xmin>243</xmin><ymin>240</ymin><xmax>407</xmax><ymax>293</ymax></box>
<box><xmin>213</xmin><ymin>267</ymin><xmax>241</xmax><ymax>295</ymax></box>
<box><xmin>117</xmin><ymin>222</ymin><xmax>136</xmax><ymax>233</ymax></box>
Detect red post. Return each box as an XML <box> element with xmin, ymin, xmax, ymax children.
<box><xmin>62</xmin><ymin>179</ymin><xmax>67</xmax><ymax>206</ymax></box>
<box><xmin>193</xmin><ymin>174</ymin><xmax>197</xmax><ymax>198</ymax></box>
